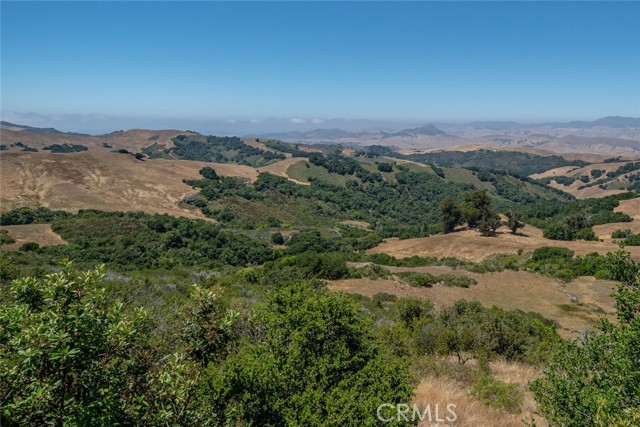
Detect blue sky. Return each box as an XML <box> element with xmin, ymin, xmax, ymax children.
<box><xmin>1</xmin><ymin>1</ymin><xmax>639</xmax><ymax>133</ymax></box>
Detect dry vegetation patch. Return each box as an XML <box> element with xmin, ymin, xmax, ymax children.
<box><xmin>1</xmin><ymin>224</ymin><xmax>66</xmax><ymax>250</ymax></box>
<box><xmin>593</xmin><ymin>197</ymin><xmax>640</xmax><ymax>241</ymax></box>
<box><xmin>329</xmin><ymin>266</ymin><xmax>616</xmax><ymax>338</ymax></box>
<box><xmin>0</xmin><ymin>151</ymin><xmax>219</xmax><ymax>219</ymax></box>
<box><xmin>412</xmin><ymin>373</ymin><xmax>545</xmax><ymax>427</ymax></box>
<box><xmin>259</xmin><ymin>157</ymin><xmax>310</xmax><ymax>185</ymax></box>
<box><xmin>531</xmin><ymin>161</ymin><xmax>636</xmax><ymax>199</ymax></box>
<box><xmin>367</xmin><ymin>224</ymin><xmax>640</xmax><ymax>261</ymax></box>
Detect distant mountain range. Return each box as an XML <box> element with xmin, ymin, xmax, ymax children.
<box><xmin>453</xmin><ymin>116</ymin><xmax>640</xmax><ymax>130</ymax></box>
<box><xmin>259</xmin><ymin>116</ymin><xmax>640</xmax><ymax>141</ymax></box>
<box><xmin>382</xmin><ymin>124</ymin><xmax>446</xmax><ymax>138</ymax></box>
<box><xmin>3</xmin><ymin>116</ymin><xmax>640</xmax><ymax>158</ymax></box>
<box><xmin>255</xmin><ymin>116</ymin><xmax>640</xmax><ymax>157</ymax></box>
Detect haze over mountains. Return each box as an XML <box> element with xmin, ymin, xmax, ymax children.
<box><xmin>2</xmin><ymin>116</ymin><xmax>640</xmax><ymax>158</ymax></box>
<box><xmin>260</xmin><ymin>116</ymin><xmax>640</xmax><ymax>157</ymax></box>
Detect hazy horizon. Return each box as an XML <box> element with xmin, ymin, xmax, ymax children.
<box><xmin>4</xmin><ymin>111</ymin><xmax>640</xmax><ymax>136</ymax></box>
<box><xmin>2</xmin><ymin>1</ymin><xmax>639</xmax><ymax>134</ymax></box>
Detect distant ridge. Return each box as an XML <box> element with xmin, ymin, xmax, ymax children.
<box><xmin>260</xmin><ymin>124</ymin><xmax>447</xmax><ymax>141</ymax></box>
<box><xmin>383</xmin><ymin>124</ymin><xmax>446</xmax><ymax>138</ymax></box>
<box><xmin>0</xmin><ymin>121</ymin><xmax>90</xmax><ymax>136</ymax></box>
<box><xmin>454</xmin><ymin>116</ymin><xmax>640</xmax><ymax>130</ymax></box>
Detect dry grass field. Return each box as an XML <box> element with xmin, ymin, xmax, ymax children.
<box><xmin>530</xmin><ymin>161</ymin><xmax>635</xmax><ymax>199</ymax></box>
<box><xmin>1</xmin><ymin>223</ymin><xmax>67</xmax><ymax>250</ymax></box>
<box><xmin>0</xmin><ymin>151</ymin><xmax>246</xmax><ymax>219</ymax></box>
<box><xmin>329</xmin><ymin>265</ymin><xmax>616</xmax><ymax>338</ymax></box>
<box><xmin>0</xmin><ymin>127</ymin><xmax>185</xmax><ymax>152</ymax></box>
<box><xmin>0</xmin><ymin>152</ymin><xmax>314</xmax><ymax>218</ymax></box>
<box><xmin>529</xmin><ymin>161</ymin><xmax>631</xmax><ymax>180</ymax></box>
<box><xmin>547</xmin><ymin>182</ymin><xmax>625</xmax><ymax>199</ymax></box>
<box><xmin>412</xmin><ymin>359</ymin><xmax>545</xmax><ymax>427</ymax></box>
<box><xmin>259</xmin><ymin>157</ymin><xmax>310</xmax><ymax>185</ymax></box>
<box><xmin>367</xmin><ymin>223</ymin><xmax>640</xmax><ymax>262</ymax></box>
<box><xmin>593</xmin><ymin>197</ymin><xmax>640</xmax><ymax>241</ymax></box>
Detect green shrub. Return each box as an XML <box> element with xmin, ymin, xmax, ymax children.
<box><xmin>623</xmin><ymin>233</ymin><xmax>640</xmax><ymax>246</ymax></box>
<box><xmin>414</xmin><ymin>300</ymin><xmax>561</xmax><ymax>366</ymax></box>
<box><xmin>377</xmin><ymin>162</ymin><xmax>393</xmax><ymax>172</ymax></box>
<box><xmin>271</xmin><ymin>231</ymin><xmax>285</xmax><ymax>245</ymax></box>
<box><xmin>349</xmin><ymin>263</ymin><xmax>390</xmax><ymax>279</ymax></box>
<box><xmin>18</xmin><ymin>242</ymin><xmax>40</xmax><ymax>252</ymax></box>
<box><xmin>216</xmin><ymin>282</ymin><xmax>413</xmax><ymax>426</ymax></box>
<box><xmin>396</xmin><ymin>271</ymin><xmax>477</xmax><ymax>288</ymax></box>
<box><xmin>612</xmin><ymin>229</ymin><xmax>632</xmax><ymax>238</ymax></box>
<box><xmin>531</xmin><ymin>246</ymin><xmax>574</xmax><ymax>261</ymax></box>
<box><xmin>0</xmin><ymin>230</ymin><xmax>15</xmax><ymax>245</ymax></box>
<box><xmin>373</xmin><ymin>292</ymin><xmax>398</xmax><ymax>304</ymax></box>
<box><xmin>293</xmin><ymin>252</ymin><xmax>350</xmax><ymax>280</ymax></box>
<box><xmin>473</xmin><ymin>370</ymin><xmax>523</xmax><ymax>413</ymax></box>
<box><xmin>575</xmin><ymin>227</ymin><xmax>598</xmax><ymax>241</ymax></box>
<box><xmin>543</xmin><ymin>222</ymin><xmax>575</xmax><ymax>240</ymax></box>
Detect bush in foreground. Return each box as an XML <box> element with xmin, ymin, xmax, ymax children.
<box><xmin>531</xmin><ymin>249</ymin><xmax>640</xmax><ymax>426</ymax></box>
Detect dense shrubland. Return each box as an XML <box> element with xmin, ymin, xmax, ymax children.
<box><xmin>180</xmin><ymin>150</ymin><xmax>636</xmax><ymax>241</ymax></box>
<box><xmin>356</xmin><ymin>146</ymin><xmax>586</xmax><ymax>176</ymax></box>
<box><xmin>42</xmin><ymin>143</ymin><xmax>88</xmax><ymax>153</ymax></box>
<box><xmin>141</xmin><ymin>134</ymin><xmax>285</xmax><ymax>166</ymax></box>
<box><xmin>0</xmin><ymin>262</ymin><xmax>413</xmax><ymax>426</ymax></box>
<box><xmin>525</xmin><ymin>193</ymin><xmax>634</xmax><ymax>241</ymax></box>
<box><xmin>1</xmin><ymin>209</ymin><xmax>276</xmax><ymax>270</ymax></box>
<box><xmin>262</xmin><ymin>139</ymin><xmax>316</xmax><ymax>157</ymax></box>
<box><xmin>185</xmin><ymin>153</ymin><xmax>620</xmax><ymax>239</ymax></box>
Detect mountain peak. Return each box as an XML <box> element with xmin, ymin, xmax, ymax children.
<box><xmin>385</xmin><ymin>124</ymin><xmax>447</xmax><ymax>138</ymax></box>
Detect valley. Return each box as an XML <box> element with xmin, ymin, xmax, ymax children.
<box><xmin>2</xmin><ymin>121</ymin><xmax>640</xmax><ymax>427</ymax></box>
<box><xmin>3</xmin><ymin>2</ymin><xmax>639</xmax><ymax>424</ymax></box>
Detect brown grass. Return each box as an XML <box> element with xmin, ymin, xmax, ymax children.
<box><xmin>593</xmin><ymin>197</ymin><xmax>640</xmax><ymax>241</ymax></box>
<box><xmin>367</xmin><ymin>224</ymin><xmax>640</xmax><ymax>262</ymax></box>
<box><xmin>530</xmin><ymin>162</ymin><xmax>630</xmax><ymax>180</ymax></box>
<box><xmin>0</xmin><ymin>151</ymin><xmax>239</xmax><ymax>219</ymax></box>
<box><xmin>240</xmin><ymin>137</ymin><xmax>268</xmax><ymax>151</ymax></box>
<box><xmin>329</xmin><ymin>265</ymin><xmax>617</xmax><ymax>338</ymax></box>
<box><xmin>258</xmin><ymin>157</ymin><xmax>310</xmax><ymax>185</ymax></box>
<box><xmin>412</xmin><ymin>373</ymin><xmax>545</xmax><ymax>427</ymax></box>
<box><xmin>489</xmin><ymin>360</ymin><xmax>538</xmax><ymax>386</ymax></box>
<box><xmin>530</xmin><ymin>162</ymin><xmax>634</xmax><ymax>199</ymax></box>
<box><xmin>1</xmin><ymin>224</ymin><xmax>66</xmax><ymax>250</ymax></box>
<box><xmin>0</xmin><ymin>149</ymin><xmax>320</xmax><ymax>219</ymax></box>
<box><xmin>0</xmin><ymin>128</ymin><xmax>184</xmax><ymax>152</ymax></box>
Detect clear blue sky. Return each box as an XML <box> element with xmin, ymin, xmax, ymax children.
<box><xmin>2</xmin><ymin>1</ymin><xmax>639</xmax><ymax>132</ymax></box>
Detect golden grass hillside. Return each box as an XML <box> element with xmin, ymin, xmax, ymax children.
<box><xmin>329</xmin><ymin>265</ymin><xmax>616</xmax><ymax>338</ymax></box>
<box><xmin>0</xmin><ymin>151</ymin><xmax>318</xmax><ymax>218</ymax></box>
<box><xmin>367</xmin><ymin>223</ymin><xmax>640</xmax><ymax>262</ymax></box>
<box><xmin>1</xmin><ymin>127</ymin><xmax>185</xmax><ymax>152</ymax></box>
<box><xmin>0</xmin><ymin>151</ymin><xmax>248</xmax><ymax>218</ymax></box>
<box><xmin>530</xmin><ymin>161</ymin><xmax>636</xmax><ymax>199</ymax></box>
